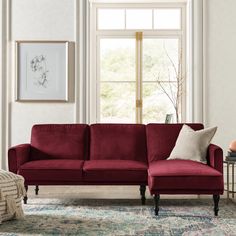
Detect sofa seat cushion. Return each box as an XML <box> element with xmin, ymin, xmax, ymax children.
<box><xmin>18</xmin><ymin>160</ymin><xmax>84</xmax><ymax>182</ymax></box>
<box><xmin>148</xmin><ymin>160</ymin><xmax>223</xmax><ymax>192</ymax></box>
<box><xmin>83</xmin><ymin>160</ymin><xmax>148</xmax><ymax>183</ymax></box>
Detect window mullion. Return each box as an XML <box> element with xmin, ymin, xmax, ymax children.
<box><xmin>135</xmin><ymin>32</ymin><xmax>143</xmax><ymax>124</ymax></box>
<box><xmin>140</xmin><ymin>32</ymin><xmax>143</xmax><ymax>124</ymax></box>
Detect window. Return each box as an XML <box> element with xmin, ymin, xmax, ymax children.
<box><xmin>90</xmin><ymin>2</ymin><xmax>186</xmax><ymax>124</ymax></box>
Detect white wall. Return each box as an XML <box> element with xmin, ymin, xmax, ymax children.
<box><xmin>205</xmin><ymin>0</ymin><xmax>236</xmax><ymax>153</ymax></box>
<box><xmin>0</xmin><ymin>0</ymin><xmax>8</xmax><ymax>169</ymax></box>
<box><xmin>0</xmin><ymin>0</ymin><xmax>3</xmax><ymax>169</ymax></box>
<box><xmin>11</xmin><ymin>0</ymin><xmax>75</xmax><ymax>40</ymax></box>
<box><xmin>10</xmin><ymin>0</ymin><xmax>76</xmax><ymax>146</ymax></box>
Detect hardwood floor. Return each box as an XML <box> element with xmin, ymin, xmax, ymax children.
<box><xmin>26</xmin><ymin>185</ymin><xmax>228</xmax><ymax>200</ymax></box>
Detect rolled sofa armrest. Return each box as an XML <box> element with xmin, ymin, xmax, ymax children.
<box><xmin>207</xmin><ymin>144</ymin><xmax>223</xmax><ymax>173</ymax></box>
<box><xmin>8</xmin><ymin>144</ymin><xmax>31</xmax><ymax>174</ymax></box>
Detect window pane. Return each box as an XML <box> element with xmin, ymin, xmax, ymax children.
<box><xmin>100</xmin><ymin>39</ymin><xmax>135</xmax><ymax>81</ymax></box>
<box><xmin>100</xmin><ymin>82</ymin><xmax>135</xmax><ymax>123</ymax></box>
<box><xmin>143</xmin><ymin>82</ymin><xmax>177</xmax><ymax>124</ymax></box>
<box><xmin>98</xmin><ymin>9</ymin><xmax>125</xmax><ymax>29</ymax></box>
<box><xmin>154</xmin><ymin>9</ymin><xmax>181</xmax><ymax>29</ymax></box>
<box><xmin>143</xmin><ymin>38</ymin><xmax>179</xmax><ymax>82</ymax></box>
<box><xmin>126</xmin><ymin>9</ymin><xmax>152</xmax><ymax>29</ymax></box>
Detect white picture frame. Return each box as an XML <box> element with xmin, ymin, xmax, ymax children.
<box><xmin>16</xmin><ymin>41</ymin><xmax>69</xmax><ymax>101</ymax></box>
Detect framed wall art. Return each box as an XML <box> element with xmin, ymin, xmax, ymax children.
<box><xmin>16</xmin><ymin>41</ymin><xmax>69</xmax><ymax>101</ymax></box>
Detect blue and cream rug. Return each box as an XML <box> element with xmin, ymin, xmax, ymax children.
<box><xmin>0</xmin><ymin>198</ymin><xmax>236</xmax><ymax>235</ymax></box>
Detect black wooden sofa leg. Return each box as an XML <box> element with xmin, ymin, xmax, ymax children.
<box><xmin>213</xmin><ymin>194</ymin><xmax>220</xmax><ymax>216</ymax></box>
<box><xmin>35</xmin><ymin>185</ymin><xmax>39</xmax><ymax>195</ymax></box>
<box><xmin>23</xmin><ymin>185</ymin><xmax>28</xmax><ymax>204</ymax></box>
<box><xmin>154</xmin><ymin>194</ymin><xmax>160</xmax><ymax>216</ymax></box>
<box><xmin>139</xmin><ymin>185</ymin><xmax>146</xmax><ymax>205</ymax></box>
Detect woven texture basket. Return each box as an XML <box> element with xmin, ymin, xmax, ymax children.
<box><xmin>0</xmin><ymin>170</ymin><xmax>26</xmax><ymax>223</ymax></box>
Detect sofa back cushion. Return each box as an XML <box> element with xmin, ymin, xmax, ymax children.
<box><xmin>30</xmin><ymin>124</ymin><xmax>89</xmax><ymax>160</ymax></box>
<box><xmin>146</xmin><ymin>123</ymin><xmax>204</xmax><ymax>163</ymax></box>
<box><xmin>90</xmin><ymin>124</ymin><xmax>147</xmax><ymax>162</ymax></box>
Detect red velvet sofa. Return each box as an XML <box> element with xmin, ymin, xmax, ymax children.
<box><xmin>8</xmin><ymin>123</ymin><xmax>224</xmax><ymax>216</ymax></box>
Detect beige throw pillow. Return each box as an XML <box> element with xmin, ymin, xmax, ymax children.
<box><xmin>168</xmin><ymin>124</ymin><xmax>217</xmax><ymax>163</ymax></box>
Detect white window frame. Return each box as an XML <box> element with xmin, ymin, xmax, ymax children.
<box><xmin>188</xmin><ymin>0</ymin><xmax>205</xmax><ymax>123</ymax></box>
<box><xmin>76</xmin><ymin>0</ymin><xmax>204</xmax><ymax>124</ymax></box>
<box><xmin>89</xmin><ymin>2</ymin><xmax>187</xmax><ymax>123</ymax></box>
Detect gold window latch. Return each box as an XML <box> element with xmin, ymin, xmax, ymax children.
<box><xmin>136</xmin><ymin>32</ymin><xmax>143</xmax><ymax>41</ymax></box>
<box><xmin>136</xmin><ymin>99</ymin><xmax>143</xmax><ymax>108</ymax></box>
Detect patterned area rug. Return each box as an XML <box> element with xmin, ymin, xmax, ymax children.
<box><xmin>0</xmin><ymin>198</ymin><xmax>236</xmax><ymax>235</ymax></box>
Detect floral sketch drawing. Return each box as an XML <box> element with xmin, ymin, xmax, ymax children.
<box><xmin>30</xmin><ymin>55</ymin><xmax>49</xmax><ymax>88</ymax></box>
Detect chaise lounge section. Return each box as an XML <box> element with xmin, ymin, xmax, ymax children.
<box><xmin>146</xmin><ymin>124</ymin><xmax>224</xmax><ymax>216</ymax></box>
<box><xmin>8</xmin><ymin>123</ymin><xmax>224</xmax><ymax>216</ymax></box>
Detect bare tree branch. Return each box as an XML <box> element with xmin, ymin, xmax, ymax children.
<box><xmin>154</xmin><ymin>44</ymin><xmax>185</xmax><ymax>122</ymax></box>
<box><xmin>167</xmin><ymin>67</ymin><xmax>176</xmax><ymax>104</ymax></box>
<box><xmin>157</xmin><ymin>80</ymin><xmax>176</xmax><ymax>109</ymax></box>
<box><xmin>163</xmin><ymin>44</ymin><xmax>178</xmax><ymax>78</ymax></box>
